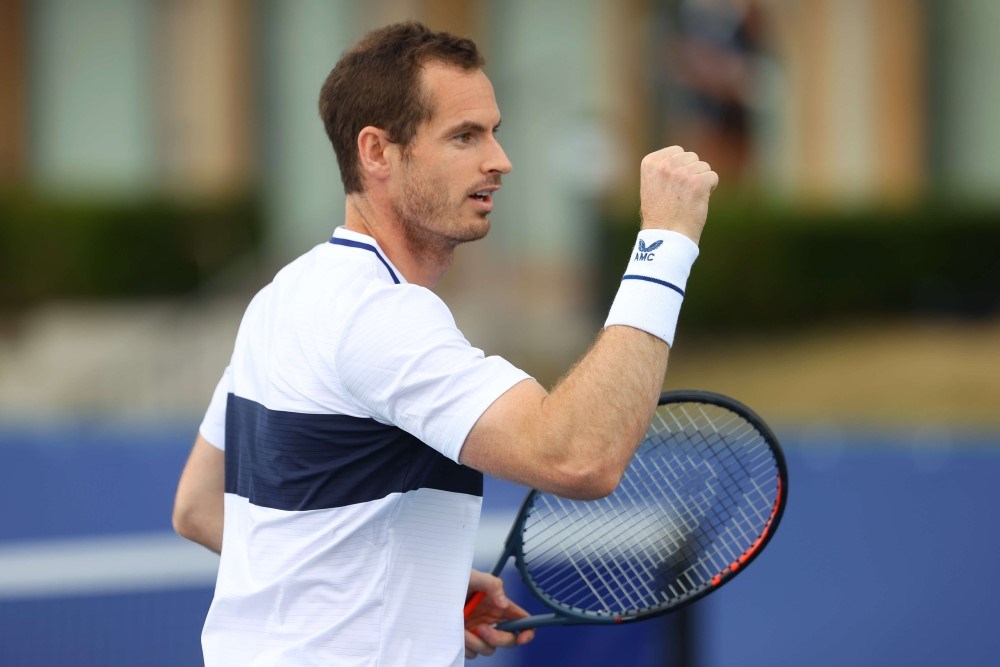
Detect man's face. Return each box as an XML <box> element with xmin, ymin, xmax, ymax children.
<box><xmin>389</xmin><ymin>63</ymin><xmax>512</xmax><ymax>253</ymax></box>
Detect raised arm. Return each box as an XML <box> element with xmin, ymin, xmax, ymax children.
<box><xmin>460</xmin><ymin>146</ymin><xmax>718</xmax><ymax>499</ymax></box>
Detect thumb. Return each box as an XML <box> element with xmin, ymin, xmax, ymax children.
<box><xmin>472</xmin><ymin>570</ymin><xmax>509</xmax><ymax>609</ymax></box>
<box><xmin>488</xmin><ymin>583</ymin><xmax>509</xmax><ymax>609</ymax></box>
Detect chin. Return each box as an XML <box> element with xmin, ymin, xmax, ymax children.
<box><xmin>466</xmin><ymin>217</ymin><xmax>491</xmax><ymax>241</ymax></box>
<box><xmin>450</xmin><ymin>216</ymin><xmax>490</xmax><ymax>245</ymax></box>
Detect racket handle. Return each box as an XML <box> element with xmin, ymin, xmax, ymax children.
<box><xmin>464</xmin><ymin>591</ymin><xmax>486</xmax><ymax>619</ymax></box>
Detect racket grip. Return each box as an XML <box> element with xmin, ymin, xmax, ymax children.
<box><xmin>463</xmin><ymin>591</ymin><xmax>486</xmax><ymax>619</ymax></box>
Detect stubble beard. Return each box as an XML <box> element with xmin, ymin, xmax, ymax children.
<box><xmin>392</xmin><ymin>169</ymin><xmax>490</xmax><ymax>265</ymax></box>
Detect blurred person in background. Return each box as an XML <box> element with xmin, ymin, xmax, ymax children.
<box><xmin>173</xmin><ymin>21</ymin><xmax>717</xmax><ymax>666</ymax></box>
<box><xmin>668</xmin><ymin>0</ymin><xmax>764</xmax><ymax>183</ymax></box>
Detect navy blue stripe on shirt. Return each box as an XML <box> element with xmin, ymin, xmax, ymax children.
<box><xmin>621</xmin><ymin>274</ymin><xmax>686</xmax><ymax>297</ymax></box>
<box><xmin>224</xmin><ymin>394</ymin><xmax>482</xmax><ymax>511</ymax></box>
<box><xmin>328</xmin><ymin>237</ymin><xmax>400</xmax><ymax>284</ymax></box>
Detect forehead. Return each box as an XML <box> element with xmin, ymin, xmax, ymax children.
<box><xmin>418</xmin><ymin>63</ymin><xmax>500</xmax><ymax>130</ymax></box>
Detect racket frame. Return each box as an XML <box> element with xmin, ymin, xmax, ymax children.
<box><xmin>474</xmin><ymin>390</ymin><xmax>787</xmax><ymax>632</ymax></box>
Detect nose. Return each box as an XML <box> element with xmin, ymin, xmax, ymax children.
<box><xmin>483</xmin><ymin>136</ymin><xmax>512</xmax><ymax>175</ymax></box>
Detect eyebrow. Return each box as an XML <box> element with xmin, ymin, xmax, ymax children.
<box><xmin>441</xmin><ymin>119</ymin><xmax>502</xmax><ymax>137</ymax></box>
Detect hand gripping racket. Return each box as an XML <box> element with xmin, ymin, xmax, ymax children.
<box><xmin>465</xmin><ymin>390</ymin><xmax>787</xmax><ymax>631</ymax></box>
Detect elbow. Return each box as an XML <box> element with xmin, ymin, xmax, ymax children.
<box><xmin>172</xmin><ymin>502</ymin><xmax>194</xmax><ymax>541</ymax></box>
<box><xmin>575</xmin><ymin>468</ymin><xmax>623</xmax><ymax>500</ymax></box>
<box><xmin>172</xmin><ymin>499</ymin><xmax>222</xmax><ymax>554</ymax></box>
<box><xmin>172</xmin><ymin>498</ymin><xmax>206</xmax><ymax>544</ymax></box>
<box><xmin>548</xmin><ymin>457</ymin><xmax>624</xmax><ymax>501</ymax></box>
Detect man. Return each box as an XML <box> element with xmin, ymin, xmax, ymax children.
<box><xmin>174</xmin><ymin>21</ymin><xmax>717</xmax><ymax>666</ymax></box>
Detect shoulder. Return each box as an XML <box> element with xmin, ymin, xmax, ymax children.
<box><xmin>350</xmin><ymin>281</ymin><xmax>456</xmax><ymax>328</ymax></box>
<box><xmin>334</xmin><ymin>282</ymin><xmax>461</xmax><ymax>369</ymax></box>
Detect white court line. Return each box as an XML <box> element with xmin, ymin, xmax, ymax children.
<box><xmin>0</xmin><ymin>515</ymin><xmax>514</xmax><ymax>600</ymax></box>
<box><xmin>0</xmin><ymin>532</ymin><xmax>219</xmax><ymax>599</ymax></box>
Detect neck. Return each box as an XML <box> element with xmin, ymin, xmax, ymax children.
<box><xmin>343</xmin><ymin>192</ymin><xmax>454</xmax><ymax>289</ymax></box>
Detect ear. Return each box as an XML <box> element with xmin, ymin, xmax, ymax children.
<box><xmin>357</xmin><ymin>126</ymin><xmax>397</xmax><ymax>184</ymax></box>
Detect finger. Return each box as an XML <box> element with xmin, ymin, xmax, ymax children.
<box><xmin>689</xmin><ymin>160</ymin><xmax>712</xmax><ymax>174</ymax></box>
<box><xmin>464</xmin><ymin>630</ymin><xmax>495</xmax><ymax>657</ymax></box>
<box><xmin>705</xmin><ymin>170</ymin><xmax>720</xmax><ymax>192</ymax></box>
<box><xmin>473</xmin><ymin>624</ymin><xmax>520</xmax><ymax>649</ymax></box>
<box><xmin>469</xmin><ymin>571</ymin><xmax>509</xmax><ymax>609</ymax></box>
<box><xmin>642</xmin><ymin>145</ymin><xmax>683</xmax><ymax>169</ymax></box>
<box><xmin>500</xmin><ymin>597</ymin><xmax>531</xmax><ymax>619</ymax></box>
<box><xmin>486</xmin><ymin>586</ymin><xmax>509</xmax><ymax>609</ymax></box>
<box><xmin>669</xmin><ymin>150</ymin><xmax>700</xmax><ymax>168</ymax></box>
<box><xmin>517</xmin><ymin>628</ymin><xmax>536</xmax><ymax>645</ymax></box>
<box><xmin>656</xmin><ymin>145</ymin><xmax>684</xmax><ymax>159</ymax></box>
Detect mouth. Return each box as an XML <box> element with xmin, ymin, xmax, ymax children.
<box><xmin>468</xmin><ymin>185</ymin><xmax>500</xmax><ymax>210</ymax></box>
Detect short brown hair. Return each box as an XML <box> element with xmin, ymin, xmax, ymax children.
<box><xmin>319</xmin><ymin>21</ymin><xmax>485</xmax><ymax>194</ymax></box>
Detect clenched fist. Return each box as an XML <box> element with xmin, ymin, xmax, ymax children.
<box><xmin>639</xmin><ymin>146</ymin><xmax>718</xmax><ymax>244</ymax></box>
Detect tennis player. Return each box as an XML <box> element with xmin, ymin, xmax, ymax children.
<box><xmin>173</xmin><ymin>21</ymin><xmax>717</xmax><ymax>666</ymax></box>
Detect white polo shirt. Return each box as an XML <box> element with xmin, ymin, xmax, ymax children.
<box><xmin>198</xmin><ymin>226</ymin><xmax>530</xmax><ymax>666</ymax></box>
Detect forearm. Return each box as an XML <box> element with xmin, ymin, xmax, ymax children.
<box><xmin>461</xmin><ymin>146</ymin><xmax>717</xmax><ymax>498</ymax></box>
<box><xmin>173</xmin><ymin>435</ymin><xmax>225</xmax><ymax>554</ymax></box>
<box><xmin>174</xmin><ymin>501</ymin><xmax>223</xmax><ymax>554</ymax></box>
<box><xmin>537</xmin><ymin>326</ymin><xmax>669</xmax><ymax>487</ymax></box>
<box><xmin>530</xmin><ymin>147</ymin><xmax>715</xmax><ymax>493</ymax></box>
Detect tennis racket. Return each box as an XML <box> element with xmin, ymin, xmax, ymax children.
<box><xmin>465</xmin><ymin>390</ymin><xmax>787</xmax><ymax>631</ymax></box>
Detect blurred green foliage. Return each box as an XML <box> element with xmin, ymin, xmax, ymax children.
<box><xmin>2</xmin><ymin>195</ymin><xmax>997</xmax><ymax>333</ymax></box>
<box><xmin>598</xmin><ymin>202</ymin><xmax>1000</xmax><ymax>332</ymax></box>
<box><xmin>0</xmin><ymin>195</ymin><xmax>263</xmax><ymax>311</ymax></box>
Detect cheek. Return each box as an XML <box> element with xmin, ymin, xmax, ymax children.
<box><xmin>403</xmin><ymin>153</ymin><xmax>469</xmax><ymax>205</ymax></box>
<box><xmin>421</xmin><ymin>166</ymin><xmax>461</xmax><ymax>202</ymax></box>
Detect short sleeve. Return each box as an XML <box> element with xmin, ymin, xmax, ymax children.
<box><xmin>335</xmin><ymin>284</ymin><xmax>531</xmax><ymax>463</ymax></box>
<box><xmin>198</xmin><ymin>365</ymin><xmax>232</xmax><ymax>450</ymax></box>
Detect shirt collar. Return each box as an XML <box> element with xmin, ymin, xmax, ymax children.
<box><xmin>329</xmin><ymin>226</ymin><xmax>405</xmax><ymax>285</ymax></box>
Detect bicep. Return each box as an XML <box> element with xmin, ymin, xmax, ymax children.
<box><xmin>459</xmin><ymin>379</ymin><xmax>566</xmax><ymax>490</ymax></box>
<box><xmin>460</xmin><ymin>326</ymin><xmax>666</xmax><ymax>499</ymax></box>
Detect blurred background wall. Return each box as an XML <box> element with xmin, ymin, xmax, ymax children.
<box><xmin>1</xmin><ymin>1</ymin><xmax>998</xmax><ymax>665</ymax></box>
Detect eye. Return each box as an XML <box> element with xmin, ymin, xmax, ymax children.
<box><xmin>455</xmin><ymin>132</ymin><xmax>473</xmax><ymax>144</ymax></box>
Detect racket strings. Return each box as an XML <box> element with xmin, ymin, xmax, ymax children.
<box><xmin>654</xmin><ymin>407</ymin><xmax>776</xmax><ymax>576</ymax></box>
<box><xmin>526</xmin><ymin>495</ymin><xmax>665</xmax><ymax>611</ymax></box>
<box><xmin>520</xmin><ymin>401</ymin><xmax>781</xmax><ymax>618</ymax></box>
<box><xmin>662</xmin><ymin>405</ymin><xmax>776</xmax><ymax>528</ymax></box>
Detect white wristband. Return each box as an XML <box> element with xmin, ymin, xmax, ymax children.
<box><xmin>604</xmin><ymin>229</ymin><xmax>700</xmax><ymax>347</ymax></box>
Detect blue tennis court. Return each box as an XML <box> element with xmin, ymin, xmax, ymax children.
<box><xmin>1</xmin><ymin>423</ymin><xmax>998</xmax><ymax>666</ymax></box>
